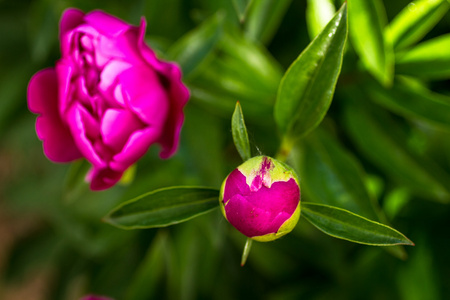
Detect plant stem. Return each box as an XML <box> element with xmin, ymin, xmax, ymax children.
<box><xmin>275</xmin><ymin>136</ymin><xmax>295</xmax><ymax>162</ymax></box>
<box><xmin>240</xmin><ymin>238</ymin><xmax>253</xmax><ymax>266</ymax></box>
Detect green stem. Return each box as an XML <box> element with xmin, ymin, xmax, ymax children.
<box><xmin>240</xmin><ymin>238</ymin><xmax>253</xmax><ymax>266</ymax></box>
<box><xmin>275</xmin><ymin>136</ymin><xmax>295</xmax><ymax>162</ymax></box>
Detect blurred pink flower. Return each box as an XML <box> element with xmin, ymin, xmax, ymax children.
<box><xmin>79</xmin><ymin>295</ymin><xmax>114</xmax><ymax>300</ymax></box>
<box><xmin>28</xmin><ymin>8</ymin><xmax>189</xmax><ymax>190</ymax></box>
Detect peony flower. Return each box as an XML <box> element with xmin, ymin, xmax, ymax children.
<box><xmin>27</xmin><ymin>8</ymin><xmax>189</xmax><ymax>190</ymax></box>
<box><xmin>79</xmin><ymin>295</ymin><xmax>114</xmax><ymax>300</ymax></box>
<box><xmin>220</xmin><ymin>156</ymin><xmax>301</xmax><ymax>242</ymax></box>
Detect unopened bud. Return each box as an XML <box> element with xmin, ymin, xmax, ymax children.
<box><xmin>220</xmin><ymin>156</ymin><xmax>301</xmax><ymax>242</ymax></box>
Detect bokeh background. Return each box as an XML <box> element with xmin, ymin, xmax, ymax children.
<box><xmin>1</xmin><ymin>0</ymin><xmax>450</xmax><ymax>299</ymax></box>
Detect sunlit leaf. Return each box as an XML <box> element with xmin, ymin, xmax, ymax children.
<box><xmin>387</xmin><ymin>0</ymin><xmax>449</xmax><ymax>50</ymax></box>
<box><xmin>232</xmin><ymin>102</ymin><xmax>252</xmax><ymax>161</ymax></box>
<box><xmin>105</xmin><ymin>187</ymin><xmax>220</xmax><ymax>229</ymax></box>
<box><xmin>274</xmin><ymin>3</ymin><xmax>347</xmax><ymax>140</ymax></box>
<box><xmin>301</xmin><ymin>202</ymin><xmax>414</xmax><ymax>246</ymax></box>
<box><xmin>396</xmin><ymin>34</ymin><xmax>450</xmax><ymax>79</ymax></box>
<box><xmin>348</xmin><ymin>0</ymin><xmax>393</xmax><ymax>85</ymax></box>
<box><xmin>306</xmin><ymin>0</ymin><xmax>336</xmax><ymax>39</ymax></box>
<box><xmin>167</xmin><ymin>12</ymin><xmax>224</xmax><ymax>78</ymax></box>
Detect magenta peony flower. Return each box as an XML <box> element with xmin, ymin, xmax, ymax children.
<box><xmin>27</xmin><ymin>8</ymin><xmax>189</xmax><ymax>190</ymax></box>
<box><xmin>79</xmin><ymin>295</ymin><xmax>114</xmax><ymax>300</ymax></box>
<box><xmin>220</xmin><ymin>156</ymin><xmax>301</xmax><ymax>242</ymax></box>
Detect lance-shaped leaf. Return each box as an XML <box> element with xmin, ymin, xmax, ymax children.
<box><xmin>306</xmin><ymin>0</ymin><xmax>336</xmax><ymax>39</ymax></box>
<box><xmin>396</xmin><ymin>34</ymin><xmax>450</xmax><ymax>79</ymax></box>
<box><xmin>386</xmin><ymin>0</ymin><xmax>449</xmax><ymax>50</ymax></box>
<box><xmin>167</xmin><ymin>12</ymin><xmax>224</xmax><ymax>78</ymax></box>
<box><xmin>301</xmin><ymin>202</ymin><xmax>414</xmax><ymax>246</ymax></box>
<box><xmin>348</xmin><ymin>0</ymin><xmax>393</xmax><ymax>85</ymax></box>
<box><xmin>274</xmin><ymin>3</ymin><xmax>347</xmax><ymax>140</ymax></box>
<box><xmin>343</xmin><ymin>96</ymin><xmax>450</xmax><ymax>203</ymax></box>
<box><xmin>365</xmin><ymin>78</ymin><xmax>450</xmax><ymax>130</ymax></box>
<box><xmin>232</xmin><ymin>102</ymin><xmax>252</xmax><ymax>161</ymax></box>
<box><xmin>105</xmin><ymin>187</ymin><xmax>220</xmax><ymax>229</ymax></box>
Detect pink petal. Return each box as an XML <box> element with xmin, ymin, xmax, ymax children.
<box><xmin>86</xmin><ymin>166</ymin><xmax>123</xmax><ymax>191</ymax></box>
<box><xmin>155</xmin><ymin>63</ymin><xmax>190</xmax><ymax>159</ymax></box>
<box><xmin>135</xmin><ymin>20</ymin><xmax>189</xmax><ymax>158</ymax></box>
<box><xmin>67</xmin><ymin>103</ymin><xmax>106</xmax><ymax>168</ymax></box>
<box><xmin>59</xmin><ymin>8</ymin><xmax>85</xmax><ymax>40</ymax></box>
<box><xmin>95</xmin><ymin>30</ymin><xmax>141</xmax><ymax>66</ymax></box>
<box><xmin>55</xmin><ymin>60</ymin><xmax>75</xmax><ymax>117</ymax></box>
<box><xmin>98</xmin><ymin>60</ymin><xmax>131</xmax><ymax>94</ymax></box>
<box><xmin>110</xmin><ymin>127</ymin><xmax>160</xmax><ymax>172</ymax></box>
<box><xmin>84</xmin><ymin>10</ymin><xmax>133</xmax><ymax>37</ymax></box>
<box><xmin>119</xmin><ymin>66</ymin><xmax>169</xmax><ymax>126</ymax></box>
<box><xmin>100</xmin><ymin>108</ymin><xmax>144</xmax><ymax>152</ymax></box>
<box><xmin>223</xmin><ymin>168</ymin><xmax>300</xmax><ymax>238</ymax></box>
<box><xmin>27</xmin><ymin>69</ymin><xmax>82</xmax><ymax>162</ymax></box>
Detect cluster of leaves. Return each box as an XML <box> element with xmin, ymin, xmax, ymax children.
<box><xmin>1</xmin><ymin>0</ymin><xmax>450</xmax><ymax>299</ymax></box>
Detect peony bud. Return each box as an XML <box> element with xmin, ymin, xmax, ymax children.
<box><xmin>220</xmin><ymin>156</ymin><xmax>301</xmax><ymax>242</ymax></box>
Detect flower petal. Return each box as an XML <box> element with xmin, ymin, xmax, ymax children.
<box><xmin>100</xmin><ymin>108</ymin><xmax>144</xmax><ymax>152</ymax></box>
<box><xmin>98</xmin><ymin>60</ymin><xmax>131</xmax><ymax>96</ymax></box>
<box><xmin>119</xmin><ymin>66</ymin><xmax>169</xmax><ymax>127</ymax></box>
<box><xmin>110</xmin><ymin>127</ymin><xmax>160</xmax><ymax>172</ymax></box>
<box><xmin>27</xmin><ymin>69</ymin><xmax>82</xmax><ymax>162</ymax></box>
<box><xmin>84</xmin><ymin>10</ymin><xmax>132</xmax><ymax>37</ymax></box>
<box><xmin>67</xmin><ymin>103</ymin><xmax>107</xmax><ymax>168</ymax></box>
<box><xmin>223</xmin><ymin>169</ymin><xmax>250</xmax><ymax>204</ymax></box>
<box><xmin>59</xmin><ymin>8</ymin><xmax>85</xmax><ymax>42</ymax></box>
<box><xmin>87</xmin><ymin>166</ymin><xmax>123</xmax><ymax>191</ymax></box>
<box><xmin>55</xmin><ymin>60</ymin><xmax>75</xmax><ymax>116</ymax></box>
<box><xmin>155</xmin><ymin>63</ymin><xmax>190</xmax><ymax>159</ymax></box>
<box><xmin>136</xmin><ymin>19</ymin><xmax>189</xmax><ymax>158</ymax></box>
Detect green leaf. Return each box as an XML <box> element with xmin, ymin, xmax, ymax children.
<box><xmin>299</xmin><ymin>129</ymin><xmax>378</xmax><ymax>220</ymax></box>
<box><xmin>232</xmin><ymin>102</ymin><xmax>252</xmax><ymax>161</ymax></box>
<box><xmin>306</xmin><ymin>0</ymin><xmax>336</xmax><ymax>39</ymax></box>
<box><xmin>301</xmin><ymin>202</ymin><xmax>414</xmax><ymax>246</ymax></box>
<box><xmin>232</xmin><ymin>0</ymin><xmax>253</xmax><ymax>22</ymax></box>
<box><xmin>189</xmin><ymin>28</ymin><xmax>282</xmax><ymax>124</ymax></box>
<box><xmin>348</xmin><ymin>0</ymin><xmax>393</xmax><ymax>85</ymax></box>
<box><xmin>343</xmin><ymin>95</ymin><xmax>450</xmax><ymax>203</ymax></box>
<box><xmin>274</xmin><ymin>3</ymin><xmax>347</xmax><ymax>140</ymax></box>
<box><xmin>386</xmin><ymin>0</ymin><xmax>449</xmax><ymax>50</ymax></box>
<box><xmin>167</xmin><ymin>12</ymin><xmax>224</xmax><ymax>78</ymax></box>
<box><xmin>104</xmin><ymin>187</ymin><xmax>220</xmax><ymax>229</ymax></box>
<box><xmin>125</xmin><ymin>231</ymin><xmax>168</xmax><ymax>300</ymax></box>
<box><xmin>365</xmin><ymin>78</ymin><xmax>450</xmax><ymax>130</ymax></box>
<box><xmin>396</xmin><ymin>34</ymin><xmax>450</xmax><ymax>79</ymax></box>
<box><xmin>245</xmin><ymin>0</ymin><xmax>292</xmax><ymax>44</ymax></box>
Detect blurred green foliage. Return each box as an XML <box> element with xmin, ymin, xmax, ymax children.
<box><xmin>1</xmin><ymin>0</ymin><xmax>450</xmax><ymax>299</ymax></box>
